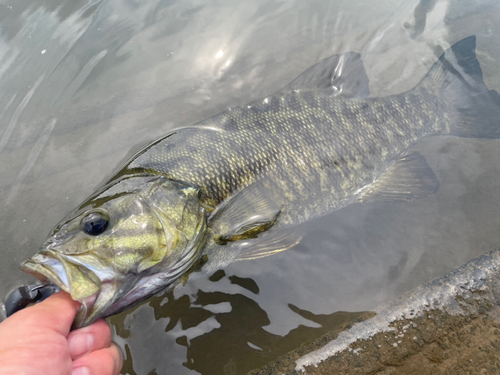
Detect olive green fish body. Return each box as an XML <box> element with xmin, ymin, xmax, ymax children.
<box><xmin>123</xmin><ymin>84</ymin><xmax>447</xmax><ymax>226</ymax></box>
<box><xmin>20</xmin><ymin>36</ymin><xmax>500</xmax><ymax>327</ymax></box>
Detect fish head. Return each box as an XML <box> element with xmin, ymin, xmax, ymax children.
<box><xmin>21</xmin><ymin>175</ymin><xmax>206</xmax><ymax>327</ymax></box>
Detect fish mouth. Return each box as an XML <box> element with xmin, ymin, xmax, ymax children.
<box><xmin>20</xmin><ymin>251</ymin><xmax>107</xmax><ymax>327</ymax></box>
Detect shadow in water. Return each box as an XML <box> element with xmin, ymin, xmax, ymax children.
<box><xmin>110</xmin><ymin>270</ymin><xmax>374</xmax><ymax>375</ymax></box>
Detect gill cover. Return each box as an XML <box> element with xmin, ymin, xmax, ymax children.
<box><xmin>21</xmin><ymin>175</ymin><xmax>206</xmax><ymax>327</ymax></box>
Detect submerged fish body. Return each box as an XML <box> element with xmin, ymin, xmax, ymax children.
<box><xmin>20</xmin><ymin>36</ymin><xmax>500</xmax><ymax>327</ymax></box>
<box><xmin>126</xmin><ymin>85</ymin><xmax>443</xmax><ymax>224</ymax></box>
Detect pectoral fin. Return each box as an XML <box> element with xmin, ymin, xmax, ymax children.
<box><xmin>209</xmin><ymin>178</ymin><xmax>284</xmax><ymax>245</ymax></box>
<box><xmin>235</xmin><ymin>229</ymin><xmax>303</xmax><ymax>260</ymax></box>
<box><xmin>276</xmin><ymin>52</ymin><xmax>370</xmax><ymax>98</ymax></box>
<box><xmin>358</xmin><ymin>152</ymin><xmax>439</xmax><ymax>203</ymax></box>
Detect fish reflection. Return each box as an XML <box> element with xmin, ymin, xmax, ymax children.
<box><xmin>405</xmin><ymin>0</ymin><xmax>439</xmax><ymax>38</ymax></box>
<box><xmin>111</xmin><ymin>270</ymin><xmax>374</xmax><ymax>375</ymax></box>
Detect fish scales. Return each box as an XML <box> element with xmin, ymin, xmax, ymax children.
<box><xmin>18</xmin><ymin>36</ymin><xmax>500</xmax><ymax>327</ymax></box>
<box><xmin>124</xmin><ymin>84</ymin><xmax>446</xmax><ymax>226</ymax></box>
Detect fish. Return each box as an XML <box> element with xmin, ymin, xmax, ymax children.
<box><xmin>19</xmin><ymin>36</ymin><xmax>500</xmax><ymax>327</ymax></box>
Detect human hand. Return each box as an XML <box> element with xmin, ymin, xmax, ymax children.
<box><xmin>0</xmin><ymin>291</ymin><xmax>123</xmax><ymax>375</ymax></box>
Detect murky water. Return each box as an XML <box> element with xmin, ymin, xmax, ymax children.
<box><xmin>1</xmin><ymin>0</ymin><xmax>500</xmax><ymax>374</ymax></box>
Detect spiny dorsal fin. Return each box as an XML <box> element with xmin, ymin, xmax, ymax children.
<box><xmin>276</xmin><ymin>52</ymin><xmax>370</xmax><ymax>98</ymax></box>
<box><xmin>358</xmin><ymin>152</ymin><xmax>439</xmax><ymax>203</ymax></box>
<box><xmin>208</xmin><ymin>178</ymin><xmax>284</xmax><ymax>243</ymax></box>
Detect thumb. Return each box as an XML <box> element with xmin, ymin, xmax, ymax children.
<box><xmin>6</xmin><ymin>291</ymin><xmax>80</xmax><ymax>337</ymax></box>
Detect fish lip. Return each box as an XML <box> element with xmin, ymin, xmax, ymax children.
<box><xmin>20</xmin><ymin>251</ymin><xmax>102</xmax><ymax>326</ymax></box>
<box><xmin>20</xmin><ymin>252</ymin><xmax>71</xmax><ymax>293</ymax></box>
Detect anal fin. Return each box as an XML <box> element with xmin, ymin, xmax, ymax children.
<box><xmin>358</xmin><ymin>152</ymin><xmax>439</xmax><ymax>203</ymax></box>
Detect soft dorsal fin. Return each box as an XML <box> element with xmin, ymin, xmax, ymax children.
<box><xmin>358</xmin><ymin>152</ymin><xmax>439</xmax><ymax>203</ymax></box>
<box><xmin>208</xmin><ymin>178</ymin><xmax>284</xmax><ymax>244</ymax></box>
<box><xmin>276</xmin><ymin>52</ymin><xmax>370</xmax><ymax>98</ymax></box>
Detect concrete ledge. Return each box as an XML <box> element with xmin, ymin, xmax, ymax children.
<box><xmin>250</xmin><ymin>248</ymin><xmax>500</xmax><ymax>374</ymax></box>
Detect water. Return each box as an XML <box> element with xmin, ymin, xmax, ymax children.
<box><xmin>1</xmin><ymin>0</ymin><xmax>500</xmax><ymax>374</ymax></box>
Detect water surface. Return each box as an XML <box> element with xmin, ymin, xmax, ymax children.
<box><xmin>1</xmin><ymin>0</ymin><xmax>500</xmax><ymax>374</ymax></box>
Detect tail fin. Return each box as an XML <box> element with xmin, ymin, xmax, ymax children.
<box><xmin>422</xmin><ymin>36</ymin><xmax>500</xmax><ymax>138</ymax></box>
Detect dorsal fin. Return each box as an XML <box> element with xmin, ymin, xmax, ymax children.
<box><xmin>276</xmin><ymin>52</ymin><xmax>370</xmax><ymax>98</ymax></box>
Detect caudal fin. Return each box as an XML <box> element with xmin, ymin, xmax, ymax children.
<box><xmin>422</xmin><ymin>36</ymin><xmax>500</xmax><ymax>138</ymax></box>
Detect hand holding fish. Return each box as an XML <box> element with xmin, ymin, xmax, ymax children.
<box><xmin>0</xmin><ymin>292</ymin><xmax>123</xmax><ymax>375</ymax></box>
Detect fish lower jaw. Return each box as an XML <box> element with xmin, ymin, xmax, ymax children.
<box><xmin>74</xmin><ymin>293</ymin><xmax>99</xmax><ymax>328</ymax></box>
<box><xmin>20</xmin><ymin>252</ymin><xmax>109</xmax><ymax>328</ymax></box>
<box><xmin>20</xmin><ymin>260</ymin><xmax>70</xmax><ymax>294</ymax></box>
<box><xmin>20</xmin><ymin>258</ymin><xmax>99</xmax><ymax>327</ymax></box>
<box><xmin>73</xmin><ymin>281</ymin><xmax>123</xmax><ymax>328</ymax></box>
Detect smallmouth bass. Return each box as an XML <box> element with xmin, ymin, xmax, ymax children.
<box><xmin>20</xmin><ymin>36</ymin><xmax>500</xmax><ymax>327</ymax></box>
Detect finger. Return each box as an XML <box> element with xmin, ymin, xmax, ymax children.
<box><xmin>68</xmin><ymin>319</ymin><xmax>112</xmax><ymax>360</ymax></box>
<box><xmin>72</xmin><ymin>343</ymin><xmax>123</xmax><ymax>375</ymax></box>
<box><xmin>4</xmin><ymin>291</ymin><xmax>80</xmax><ymax>336</ymax></box>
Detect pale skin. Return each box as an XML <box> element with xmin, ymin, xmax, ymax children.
<box><xmin>0</xmin><ymin>292</ymin><xmax>123</xmax><ymax>375</ymax></box>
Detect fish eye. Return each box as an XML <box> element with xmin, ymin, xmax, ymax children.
<box><xmin>82</xmin><ymin>212</ymin><xmax>109</xmax><ymax>236</ymax></box>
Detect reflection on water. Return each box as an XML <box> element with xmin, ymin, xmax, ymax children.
<box><xmin>110</xmin><ymin>270</ymin><xmax>373</xmax><ymax>375</ymax></box>
<box><xmin>406</xmin><ymin>0</ymin><xmax>439</xmax><ymax>38</ymax></box>
<box><xmin>1</xmin><ymin>0</ymin><xmax>500</xmax><ymax>374</ymax></box>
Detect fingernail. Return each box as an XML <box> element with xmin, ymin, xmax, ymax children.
<box><xmin>69</xmin><ymin>333</ymin><xmax>94</xmax><ymax>359</ymax></box>
<box><xmin>72</xmin><ymin>366</ymin><xmax>90</xmax><ymax>375</ymax></box>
